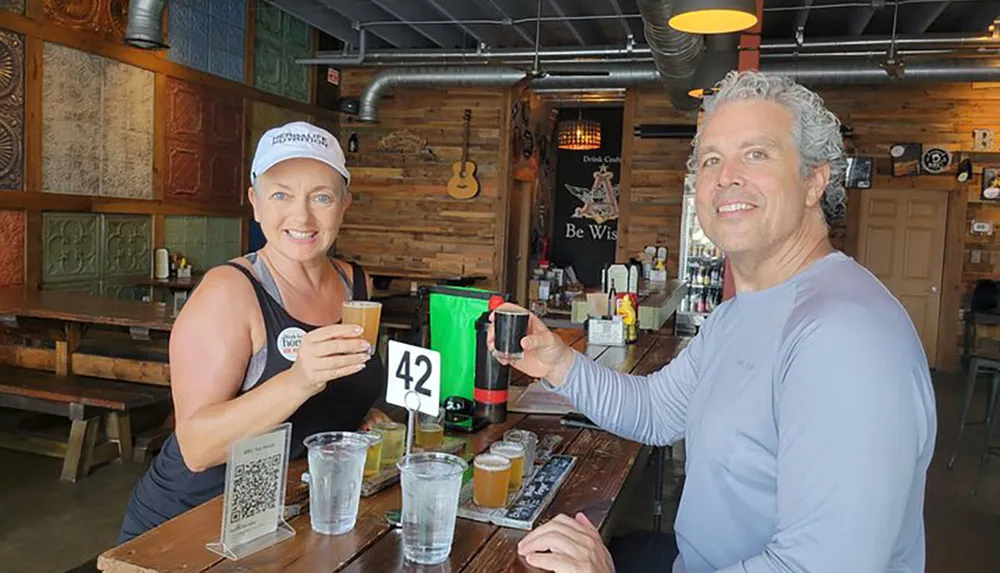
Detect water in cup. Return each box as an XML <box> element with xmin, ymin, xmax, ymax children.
<box><xmin>374</xmin><ymin>421</ymin><xmax>406</xmax><ymax>467</ymax></box>
<box><xmin>342</xmin><ymin>301</ymin><xmax>382</xmax><ymax>351</ymax></box>
<box><xmin>359</xmin><ymin>430</ymin><xmax>384</xmax><ymax>478</ymax></box>
<box><xmin>303</xmin><ymin>431</ymin><xmax>369</xmax><ymax>535</ymax></box>
<box><xmin>473</xmin><ymin>453</ymin><xmax>511</xmax><ymax>509</ymax></box>
<box><xmin>397</xmin><ymin>453</ymin><xmax>468</xmax><ymax>565</ymax></box>
<box><xmin>490</xmin><ymin>441</ymin><xmax>525</xmax><ymax>489</ymax></box>
<box><xmin>503</xmin><ymin>428</ymin><xmax>538</xmax><ymax>479</ymax></box>
<box><xmin>493</xmin><ymin>308</ymin><xmax>529</xmax><ymax>360</ymax></box>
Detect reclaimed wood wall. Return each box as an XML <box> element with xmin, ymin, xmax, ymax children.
<box><xmin>337</xmin><ymin>69</ymin><xmax>509</xmax><ymax>288</ymax></box>
<box><xmin>0</xmin><ymin>0</ymin><xmax>340</xmax><ymax>297</ymax></box>
<box><xmin>616</xmin><ymin>88</ymin><xmax>698</xmax><ymax>276</ymax></box>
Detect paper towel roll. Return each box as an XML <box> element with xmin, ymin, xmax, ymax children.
<box><xmin>154</xmin><ymin>248</ymin><xmax>169</xmax><ymax>279</ymax></box>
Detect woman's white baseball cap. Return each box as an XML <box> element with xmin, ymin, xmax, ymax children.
<box><xmin>250</xmin><ymin>121</ymin><xmax>350</xmax><ymax>186</ymax></box>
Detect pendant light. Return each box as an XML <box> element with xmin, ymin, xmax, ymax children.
<box><xmin>668</xmin><ymin>0</ymin><xmax>758</xmax><ymax>35</ymax></box>
<box><xmin>557</xmin><ymin>109</ymin><xmax>601</xmax><ymax>151</ymax></box>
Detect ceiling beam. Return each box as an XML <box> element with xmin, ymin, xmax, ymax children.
<box><xmin>371</xmin><ymin>0</ymin><xmax>469</xmax><ymax>48</ymax></box>
<box><xmin>795</xmin><ymin>0</ymin><xmax>815</xmax><ymax>32</ymax></box>
<box><xmin>848</xmin><ymin>5</ymin><xmax>877</xmax><ymax>37</ymax></box>
<box><xmin>607</xmin><ymin>0</ymin><xmax>638</xmax><ymax>41</ymax></box>
<box><xmin>317</xmin><ymin>0</ymin><xmax>433</xmax><ymax>49</ymax></box>
<box><xmin>420</xmin><ymin>0</ymin><xmax>492</xmax><ymax>46</ymax></box>
<box><xmin>267</xmin><ymin>0</ymin><xmax>364</xmax><ymax>47</ymax></box>
<box><xmin>545</xmin><ymin>0</ymin><xmax>587</xmax><ymax>45</ymax></box>
<box><xmin>901</xmin><ymin>0</ymin><xmax>951</xmax><ymax>34</ymax></box>
<box><xmin>471</xmin><ymin>0</ymin><xmax>536</xmax><ymax>46</ymax></box>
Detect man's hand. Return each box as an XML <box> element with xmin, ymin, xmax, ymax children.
<box><xmin>517</xmin><ymin>513</ymin><xmax>615</xmax><ymax>573</ymax></box>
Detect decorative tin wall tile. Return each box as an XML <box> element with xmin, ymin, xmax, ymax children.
<box><xmin>164</xmin><ymin>215</ymin><xmax>241</xmax><ymax>270</ymax></box>
<box><xmin>254</xmin><ymin>0</ymin><xmax>311</xmax><ymax>103</ymax></box>
<box><xmin>0</xmin><ymin>209</ymin><xmax>24</xmax><ymax>287</ymax></box>
<box><xmin>164</xmin><ymin>77</ymin><xmax>243</xmax><ymax>203</ymax></box>
<box><xmin>42</xmin><ymin>280</ymin><xmax>100</xmax><ymax>296</ymax></box>
<box><xmin>248</xmin><ymin>100</ymin><xmax>309</xmax><ymax>154</ymax></box>
<box><xmin>0</xmin><ymin>30</ymin><xmax>24</xmax><ymax>191</ymax></box>
<box><xmin>44</xmin><ymin>0</ymin><xmax>128</xmax><ymax>41</ymax></box>
<box><xmin>0</xmin><ymin>1</ymin><xmax>25</xmax><ymax>14</ymax></box>
<box><xmin>102</xmin><ymin>214</ymin><xmax>150</xmax><ymax>277</ymax></box>
<box><xmin>101</xmin><ymin>279</ymin><xmax>146</xmax><ymax>301</ymax></box>
<box><xmin>205</xmin><ymin>217</ymin><xmax>242</xmax><ymax>267</ymax></box>
<box><xmin>169</xmin><ymin>0</ymin><xmax>245</xmax><ymax>83</ymax></box>
<box><xmin>42</xmin><ymin>212</ymin><xmax>100</xmax><ymax>283</ymax></box>
<box><xmin>42</xmin><ymin>43</ymin><xmax>153</xmax><ymax>198</ymax></box>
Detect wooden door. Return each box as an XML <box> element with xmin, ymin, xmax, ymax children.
<box><xmin>855</xmin><ymin>189</ymin><xmax>948</xmax><ymax>368</ymax></box>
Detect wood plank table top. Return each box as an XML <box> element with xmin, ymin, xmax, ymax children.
<box><xmin>0</xmin><ymin>287</ymin><xmax>177</xmax><ymax>331</ymax></box>
<box><xmin>97</xmin><ymin>331</ymin><xmax>687</xmax><ymax>573</ymax></box>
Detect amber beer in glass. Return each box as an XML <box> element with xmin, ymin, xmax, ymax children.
<box><xmin>342</xmin><ymin>301</ymin><xmax>382</xmax><ymax>350</ymax></box>
<box><xmin>359</xmin><ymin>430</ymin><xmax>384</xmax><ymax>478</ymax></box>
<box><xmin>415</xmin><ymin>413</ymin><xmax>444</xmax><ymax>449</ymax></box>
<box><xmin>473</xmin><ymin>453</ymin><xmax>511</xmax><ymax>509</ymax></box>
<box><xmin>489</xmin><ymin>441</ymin><xmax>526</xmax><ymax>489</ymax></box>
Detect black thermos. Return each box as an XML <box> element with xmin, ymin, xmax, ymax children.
<box><xmin>474</xmin><ymin>310</ymin><xmax>511</xmax><ymax>423</ymax></box>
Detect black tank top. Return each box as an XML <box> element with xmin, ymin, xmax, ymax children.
<box><xmin>118</xmin><ymin>259</ymin><xmax>386</xmax><ymax>542</ymax></box>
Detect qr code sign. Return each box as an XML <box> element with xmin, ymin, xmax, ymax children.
<box><xmin>229</xmin><ymin>454</ymin><xmax>282</xmax><ymax>524</ymax></box>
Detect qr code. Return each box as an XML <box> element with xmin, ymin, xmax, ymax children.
<box><xmin>229</xmin><ymin>454</ymin><xmax>282</xmax><ymax>524</ymax></box>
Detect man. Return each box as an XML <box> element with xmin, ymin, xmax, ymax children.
<box><xmin>494</xmin><ymin>70</ymin><xmax>937</xmax><ymax>573</ymax></box>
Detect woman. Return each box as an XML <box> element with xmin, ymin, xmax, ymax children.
<box><xmin>118</xmin><ymin>122</ymin><xmax>388</xmax><ymax>542</ymax></box>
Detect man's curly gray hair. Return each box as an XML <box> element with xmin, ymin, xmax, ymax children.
<box><xmin>686</xmin><ymin>70</ymin><xmax>847</xmax><ymax>224</ymax></box>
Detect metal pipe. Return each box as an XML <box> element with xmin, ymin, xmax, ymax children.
<box><xmin>356</xmin><ymin>59</ymin><xmax>1000</xmax><ymax>122</ymax></box>
<box><xmin>635</xmin><ymin>0</ymin><xmax>702</xmax><ymax>110</ymax></box>
<box><xmin>358</xmin><ymin>67</ymin><xmax>527</xmax><ymax>122</ymax></box>
<box><xmin>301</xmin><ymin>33</ymin><xmax>999</xmax><ymax>66</ymax></box>
<box><xmin>124</xmin><ymin>0</ymin><xmax>168</xmax><ymax>50</ymax></box>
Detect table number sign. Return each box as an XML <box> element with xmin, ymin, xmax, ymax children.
<box><xmin>206</xmin><ymin>423</ymin><xmax>295</xmax><ymax>561</ymax></box>
<box><xmin>386</xmin><ymin>339</ymin><xmax>441</xmax><ymax>417</ymax></box>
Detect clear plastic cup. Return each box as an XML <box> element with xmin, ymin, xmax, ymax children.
<box><xmin>303</xmin><ymin>431</ymin><xmax>369</xmax><ymax>535</ymax></box>
<box><xmin>397</xmin><ymin>452</ymin><xmax>468</xmax><ymax>565</ymax></box>
<box><xmin>503</xmin><ymin>428</ymin><xmax>539</xmax><ymax>479</ymax></box>
<box><xmin>374</xmin><ymin>421</ymin><xmax>406</xmax><ymax>467</ymax></box>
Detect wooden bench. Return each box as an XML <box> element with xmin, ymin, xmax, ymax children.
<box><xmin>0</xmin><ymin>366</ymin><xmax>171</xmax><ymax>482</ymax></box>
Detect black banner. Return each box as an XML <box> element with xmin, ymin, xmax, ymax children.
<box><xmin>550</xmin><ymin>107</ymin><xmax>624</xmax><ymax>287</ymax></box>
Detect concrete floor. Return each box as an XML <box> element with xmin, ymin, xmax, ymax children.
<box><xmin>1</xmin><ymin>371</ymin><xmax>999</xmax><ymax>573</ymax></box>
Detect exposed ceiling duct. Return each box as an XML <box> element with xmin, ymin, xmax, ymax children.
<box><xmin>123</xmin><ymin>0</ymin><xmax>169</xmax><ymax>50</ymax></box>
<box><xmin>356</xmin><ymin>59</ymin><xmax>1000</xmax><ymax>123</ymax></box>
<box><xmin>632</xmin><ymin>0</ymin><xmax>702</xmax><ymax>110</ymax></box>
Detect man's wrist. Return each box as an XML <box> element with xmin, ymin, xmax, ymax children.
<box><xmin>544</xmin><ymin>348</ymin><xmax>576</xmax><ymax>387</ymax></box>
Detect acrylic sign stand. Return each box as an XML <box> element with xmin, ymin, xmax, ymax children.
<box><xmin>206</xmin><ymin>422</ymin><xmax>295</xmax><ymax>561</ymax></box>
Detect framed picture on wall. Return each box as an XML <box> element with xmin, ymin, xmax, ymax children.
<box><xmin>982</xmin><ymin>168</ymin><xmax>1000</xmax><ymax>201</ymax></box>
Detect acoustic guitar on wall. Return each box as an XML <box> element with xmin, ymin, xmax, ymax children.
<box><xmin>447</xmin><ymin>109</ymin><xmax>480</xmax><ymax>200</ymax></box>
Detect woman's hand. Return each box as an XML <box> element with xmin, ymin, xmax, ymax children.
<box><xmin>488</xmin><ymin>303</ymin><xmax>575</xmax><ymax>386</ymax></box>
<box><xmin>517</xmin><ymin>513</ymin><xmax>615</xmax><ymax>573</ymax></box>
<box><xmin>359</xmin><ymin>407</ymin><xmax>392</xmax><ymax>431</ymax></box>
<box><xmin>289</xmin><ymin>324</ymin><xmax>371</xmax><ymax>396</ymax></box>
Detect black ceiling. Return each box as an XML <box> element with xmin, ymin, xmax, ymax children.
<box><xmin>269</xmin><ymin>0</ymin><xmax>1000</xmax><ymax>51</ymax></box>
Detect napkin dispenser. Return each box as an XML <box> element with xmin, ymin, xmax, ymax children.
<box><xmin>586</xmin><ymin>288</ymin><xmax>626</xmax><ymax>346</ymax></box>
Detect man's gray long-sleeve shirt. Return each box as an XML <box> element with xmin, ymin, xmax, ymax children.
<box><xmin>546</xmin><ymin>252</ymin><xmax>936</xmax><ymax>573</ymax></box>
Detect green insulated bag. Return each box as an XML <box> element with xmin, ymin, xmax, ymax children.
<box><xmin>428</xmin><ymin>286</ymin><xmax>503</xmax><ymax>404</ymax></box>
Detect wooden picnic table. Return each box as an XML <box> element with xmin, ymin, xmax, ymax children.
<box><xmin>97</xmin><ymin>330</ymin><xmax>687</xmax><ymax>573</ymax></box>
<box><xmin>0</xmin><ymin>287</ymin><xmax>175</xmax><ymax>384</ymax></box>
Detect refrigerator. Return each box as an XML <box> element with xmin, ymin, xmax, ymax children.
<box><xmin>676</xmin><ymin>175</ymin><xmax>726</xmax><ymax>335</ymax></box>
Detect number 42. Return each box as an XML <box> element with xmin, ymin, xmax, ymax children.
<box><xmin>395</xmin><ymin>350</ymin><xmax>432</xmax><ymax>397</ymax></box>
